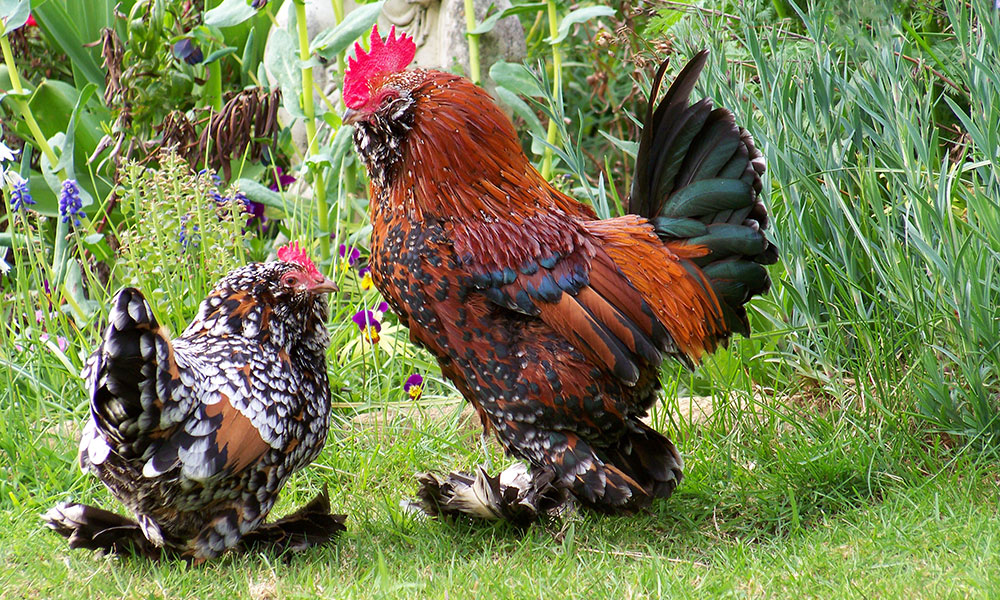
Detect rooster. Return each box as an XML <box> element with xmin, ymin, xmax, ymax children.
<box><xmin>44</xmin><ymin>243</ymin><xmax>345</xmax><ymax>561</ymax></box>
<box><xmin>344</xmin><ymin>27</ymin><xmax>777</xmax><ymax>514</ymax></box>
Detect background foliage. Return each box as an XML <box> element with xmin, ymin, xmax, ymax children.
<box><xmin>1</xmin><ymin>0</ymin><xmax>998</xmax><ymax>597</ymax></box>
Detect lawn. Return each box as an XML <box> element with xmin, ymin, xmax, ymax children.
<box><xmin>2</xmin><ymin>0</ymin><xmax>999</xmax><ymax>598</ymax></box>
<box><xmin>4</xmin><ymin>405</ymin><xmax>999</xmax><ymax>599</ymax></box>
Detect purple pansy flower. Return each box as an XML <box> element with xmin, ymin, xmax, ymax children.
<box><xmin>339</xmin><ymin>244</ymin><xmax>360</xmax><ymax>265</ymax></box>
<box><xmin>268</xmin><ymin>167</ymin><xmax>296</xmax><ymax>192</ymax></box>
<box><xmin>358</xmin><ymin>266</ymin><xmax>374</xmax><ymax>290</ymax></box>
<box><xmin>339</xmin><ymin>244</ymin><xmax>361</xmax><ymax>273</ymax></box>
<box><xmin>404</xmin><ymin>373</ymin><xmax>424</xmax><ymax>400</ymax></box>
<box><xmin>172</xmin><ymin>39</ymin><xmax>204</xmax><ymax>65</ymax></box>
<box><xmin>352</xmin><ymin>309</ymin><xmax>381</xmax><ymax>343</ymax></box>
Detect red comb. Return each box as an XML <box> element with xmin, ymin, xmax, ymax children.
<box><xmin>343</xmin><ymin>25</ymin><xmax>416</xmax><ymax>109</ymax></box>
<box><xmin>277</xmin><ymin>242</ymin><xmax>321</xmax><ymax>278</ymax></box>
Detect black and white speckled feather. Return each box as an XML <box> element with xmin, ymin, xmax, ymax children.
<box><xmin>56</xmin><ymin>259</ymin><xmax>338</xmax><ymax>561</ymax></box>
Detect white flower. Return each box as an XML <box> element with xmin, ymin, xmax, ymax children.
<box><xmin>0</xmin><ymin>141</ymin><xmax>14</xmax><ymax>164</ymax></box>
<box><xmin>0</xmin><ymin>125</ymin><xmax>18</xmax><ymax>176</ymax></box>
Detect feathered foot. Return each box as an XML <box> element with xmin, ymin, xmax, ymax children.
<box><xmin>407</xmin><ymin>463</ymin><xmax>567</xmax><ymax>527</ymax></box>
<box><xmin>240</xmin><ymin>486</ymin><xmax>346</xmax><ymax>555</ymax></box>
<box><xmin>43</xmin><ymin>488</ymin><xmax>345</xmax><ymax>562</ymax></box>
<box><xmin>42</xmin><ymin>502</ymin><xmax>163</xmax><ymax>559</ymax></box>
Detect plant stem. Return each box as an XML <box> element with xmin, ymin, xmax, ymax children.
<box><xmin>206</xmin><ymin>60</ymin><xmax>223</xmax><ymax>111</ymax></box>
<box><xmin>541</xmin><ymin>0</ymin><xmax>562</xmax><ymax>180</ymax></box>
<box><xmin>463</xmin><ymin>0</ymin><xmax>481</xmax><ymax>84</ymax></box>
<box><xmin>295</xmin><ymin>0</ymin><xmax>331</xmax><ymax>262</ymax></box>
<box><xmin>331</xmin><ymin>0</ymin><xmax>347</xmax><ymax>105</ymax></box>
<box><xmin>1</xmin><ymin>37</ymin><xmax>61</xmax><ymax>169</ymax></box>
<box><xmin>1</xmin><ymin>35</ymin><xmax>72</xmax><ymax>286</ymax></box>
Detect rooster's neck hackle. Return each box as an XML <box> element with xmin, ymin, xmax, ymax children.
<box><xmin>359</xmin><ymin>71</ymin><xmax>585</xmax><ymax>223</ymax></box>
<box><xmin>352</xmin><ymin>91</ymin><xmax>416</xmax><ymax>190</ymax></box>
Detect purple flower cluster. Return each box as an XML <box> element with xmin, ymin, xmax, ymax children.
<box><xmin>179</xmin><ymin>215</ymin><xmax>200</xmax><ymax>249</ymax></box>
<box><xmin>9</xmin><ymin>174</ymin><xmax>34</xmax><ymax>212</ymax></box>
<box><xmin>58</xmin><ymin>179</ymin><xmax>85</xmax><ymax>226</ymax></box>
<box><xmin>201</xmin><ymin>169</ymin><xmax>269</xmax><ymax>231</ymax></box>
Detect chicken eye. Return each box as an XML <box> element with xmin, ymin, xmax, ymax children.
<box><xmin>377</xmin><ymin>89</ymin><xmax>400</xmax><ymax>108</ymax></box>
<box><xmin>282</xmin><ymin>273</ymin><xmax>302</xmax><ymax>288</ymax></box>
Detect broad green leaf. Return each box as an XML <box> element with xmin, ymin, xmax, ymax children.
<box><xmin>62</xmin><ymin>261</ymin><xmax>100</xmax><ymax>326</ymax></box>
<box><xmin>204</xmin><ymin>0</ymin><xmax>258</xmax><ymax>28</ymax></box>
<box><xmin>234</xmin><ymin>178</ymin><xmax>286</xmax><ymax>214</ymax></box>
<box><xmin>204</xmin><ymin>46</ymin><xmax>238</xmax><ymax>64</ymax></box>
<box><xmin>468</xmin><ymin>3</ymin><xmax>544</xmax><ymax>35</ymax></box>
<box><xmin>18</xmin><ymin>79</ymin><xmax>109</xmax><ymax>171</ymax></box>
<box><xmin>55</xmin><ymin>82</ymin><xmax>97</xmax><ymax>178</ymax></box>
<box><xmin>306</xmin><ymin>153</ymin><xmax>335</xmax><ymax>170</ymax></box>
<box><xmin>0</xmin><ymin>0</ymin><xmax>30</xmax><ymax>33</ymax></box>
<box><xmin>39</xmin><ymin>133</ymin><xmax>65</xmax><ymax>207</ymax></box>
<box><xmin>548</xmin><ymin>5</ymin><xmax>616</xmax><ymax>45</ymax></box>
<box><xmin>81</xmin><ymin>233</ymin><xmax>113</xmax><ymax>261</ymax></box>
<box><xmin>489</xmin><ymin>61</ymin><xmax>544</xmax><ymax>98</ymax></box>
<box><xmin>40</xmin><ymin>133</ymin><xmax>93</xmax><ymax>214</ymax></box>
<box><xmin>264</xmin><ymin>26</ymin><xmax>305</xmax><ymax>118</ymax></box>
<box><xmin>312</xmin><ymin>1</ymin><xmax>386</xmax><ymax>59</ymax></box>
<box><xmin>30</xmin><ymin>0</ymin><xmax>110</xmax><ymax>89</ymax></box>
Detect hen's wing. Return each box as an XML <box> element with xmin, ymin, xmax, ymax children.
<box><xmin>81</xmin><ymin>288</ymin><xmax>274</xmax><ymax>483</ymax></box>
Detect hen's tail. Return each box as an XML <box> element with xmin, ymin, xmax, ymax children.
<box><xmin>628</xmin><ymin>51</ymin><xmax>778</xmax><ymax>340</ymax></box>
<box><xmin>81</xmin><ymin>287</ymin><xmax>182</xmax><ymax>467</ymax></box>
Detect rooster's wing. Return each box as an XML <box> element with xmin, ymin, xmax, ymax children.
<box><xmin>448</xmin><ymin>211</ymin><xmax>727</xmax><ymax>387</ymax></box>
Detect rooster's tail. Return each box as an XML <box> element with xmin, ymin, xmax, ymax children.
<box><xmin>628</xmin><ymin>51</ymin><xmax>778</xmax><ymax>340</ymax></box>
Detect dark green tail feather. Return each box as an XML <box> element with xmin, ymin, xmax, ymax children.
<box><xmin>628</xmin><ymin>50</ymin><xmax>778</xmax><ymax>339</ymax></box>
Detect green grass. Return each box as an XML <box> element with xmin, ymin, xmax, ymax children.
<box><xmin>3</xmin><ymin>0</ymin><xmax>1000</xmax><ymax>596</ymax></box>
<box><xmin>3</xmin><ymin>409</ymin><xmax>999</xmax><ymax>599</ymax></box>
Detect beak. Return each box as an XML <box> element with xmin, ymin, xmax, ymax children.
<box><xmin>342</xmin><ymin>107</ymin><xmax>363</xmax><ymax>126</ymax></box>
<box><xmin>310</xmin><ymin>274</ymin><xmax>339</xmax><ymax>294</ymax></box>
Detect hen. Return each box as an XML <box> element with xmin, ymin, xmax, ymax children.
<box><xmin>344</xmin><ymin>27</ymin><xmax>777</xmax><ymax>514</ymax></box>
<box><xmin>44</xmin><ymin>243</ymin><xmax>345</xmax><ymax>561</ymax></box>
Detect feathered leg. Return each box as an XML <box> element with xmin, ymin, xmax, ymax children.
<box><xmin>42</xmin><ymin>502</ymin><xmax>164</xmax><ymax>559</ymax></box>
<box><xmin>44</xmin><ymin>488</ymin><xmax>345</xmax><ymax>561</ymax></box>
